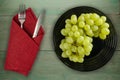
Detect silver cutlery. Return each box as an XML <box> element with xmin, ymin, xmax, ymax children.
<box><xmin>18</xmin><ymin>4</ymin><xmax>26</xmax><ymax>29</ymax></box>
<box><xmin>32</xmin><ymin>9</ymin><xmax>46</xmax><ymax>38</ymax></box>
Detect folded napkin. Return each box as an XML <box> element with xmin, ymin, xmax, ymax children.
<box><xmin>4</xmin><ymin>8</ymin><xmax>44</xmax><ymax>76</ymax></box>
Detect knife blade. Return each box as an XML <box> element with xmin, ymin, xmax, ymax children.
<box><xmin>32</xmin><ymin>10</ymin><xmax>45</xmax><ymax>38</ymax></box>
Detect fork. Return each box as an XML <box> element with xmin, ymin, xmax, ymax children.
<box><xmin>18</xmin><ymin>4</ymin><xmax>26</xmax><ymax>29</ymax></box>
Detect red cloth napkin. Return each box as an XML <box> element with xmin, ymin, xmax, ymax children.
<box><xmin>4</xmin><ymin>8</ymin><xmax>44</xmax><ymax>76</ymax></box>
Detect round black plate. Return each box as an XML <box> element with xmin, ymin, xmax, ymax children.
<box><xmin>53</xmin><ymin>6</ymin><xmax>117</xmax><ymax>71</ymax></box>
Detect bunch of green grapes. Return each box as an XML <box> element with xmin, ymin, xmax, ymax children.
<box><xmin>60</xmin><ymin>13</ymin><xmax>110</xmax><ymax>63</ymax></box>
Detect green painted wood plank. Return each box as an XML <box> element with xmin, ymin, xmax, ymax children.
<box><xmin>0</xmin><ymin>0</ymin><xmax>119</xmax><ymax>15</ymax></box>
<box><xmin>0</xmin><ymin>51</ymin><xmax>120</xmax><ymax>80</ymax></box>
<box><xmin>0</xmin><ymin>14</ymin><xmax>120</xmax><ymax>51</ymax></box>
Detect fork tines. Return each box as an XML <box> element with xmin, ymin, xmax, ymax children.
<box><xmin>19</xmin><ymin>4</ymin><xmax>26</xmax><ymax>14</ymax></box>
<box><xmin>18</xmin><ymin>4</ymin><xmax>26</xmax><ymax>29</ymax></box>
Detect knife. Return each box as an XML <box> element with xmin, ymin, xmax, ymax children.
<box><xmin>32</xmin><ymin>10</ymin><xmax>45</xmax><ymax>38</ymax></box>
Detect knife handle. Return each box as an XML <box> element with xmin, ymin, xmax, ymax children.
<box><xmin>32</xmin><ymin>25</ymin><xmax>41</xmax><ymax>38</ymax></box>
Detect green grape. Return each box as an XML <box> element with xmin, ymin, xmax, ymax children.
<box><xmin>101</xmin><ymin>23</ymin><xmax>109</xmax><ymax>28</ymax></box>
<box><xmin>65</xmin><ymin>49</ymin><xmax>72</xmax><ymax>56</ymax></box>
<box><xmin>69</xmin><ymin>55</ymin><xmax>78</xmax><ymax>62</ymax></box>
<box><xmin>99</xmin><ymin>33</ymin><xmax>106</xmax><ymax>40</ymax></box>
<box><xmin>85</xmin><ymin>52</ymin><xmax>90</xmax><ymax>56</ymax></box>
<box><xmin>94</xmin><ymin>32</ymin><xmax>99</xmax><ymax>37</ymax></box>
<box><xmin>81</xmin><ymin>13</ymin><xmax>85</xmax><ymax>16</ymax></box>
<box><xmin>89</xmin><ymin>43</ymin><xmax>93</xmax><ymax>48</ymax></box>
<box><xmin>65</xmin><ymin>19</ymin><xmax>71</xmax><ymax>24</ymax></box>
<box><xmin>84</xmin><ymin>36</ymin><xmax>93</xmax><ymax>42</ymax></box>
<box><xmin>71</xmin><ymin>25</ymin><xmax>78</xmax><ymax>32</ymax></box>
<box><xmin>78</xmin><ymin>15</ymin><xmax>85</xmax><ymax>22</ymax></box>
<box><xmin>69</xmin><ymin>55</ymin><xmax>74</xmax><ymax>61</ymax></box>
<box><xmin>61</xmin><ymin>29</ymin><xmax>67</xmax><ymax>36</ymax></box>
<box><xmin>84</xmin><ymin>45</ymin><xmax>92</xmax><ymax>53</ymax></box>
<box><xmin>72</xmin><ymin>36</ymin><xmax>77</xmax><ymax>41</ymax></box>
<box><xmin>78</xmin><ymin>53</ymin><xmax>85</xmax><ymax>58</ymax></box>
<box><xmin>86</xmin><ymin>29</ymin><xmax>94</xmax><ymax>37</ymax></box>
<box><xmin>95</xmin><ymin>18</ymin><xmax>103</xmax><ymax>26</ymax></box>
<box><xmin>77</xmin><ymin>46</ymin><xmax>85</xmax><ymax>55</ymax></box>
<box><xmin>59</xmin><ymin>43</ymin><xmax>63</xmax><ymax>49</ymax></box>
<box><xmin>59</xmin><ymin>43</ymin><xmax>65</xmax><ymax>51</ymax></box>
<box><xmin>93</xmin><ymin>30</ymin><xmax>100</xmax><ymax>37</ymax></box>
<box><xmin>90</xmin><ymin>37</ymin><xmax>93</xmax><ymax>42</ymax></box>
<box><xmin>83</xmin><ymin>38</ymin><xmax>90</xmax><ymax>46</ymax></box>
<box><xmin>65</xmin><ymin>23</ymin><xmax>71</xmax><ymax>29</ymax></box>
<box><xmin>101</xmin><ymin>28</ymin><xmax>110</xmax><ymax>35</ymax></box>
<box><xmin>91</xmin><ymin>25</ymin><xmax>99</xmax><ymax>31</ymax></box>
<box><xmin>78</xmin><ymin>21</ymin><xmax>85</xmax><ymax>28</ymax></box>
<box><xmin>61</xmin><ymin>52</ymin><xmax>68</xmax><ymax>58</ymax></box>
<box><xmin>79</xmin><ymin>29</ymin><xmax>84</xmax><ymax>36</ymax></box>
<box><xmin>65</xmin><ymin>28</ymin><xmax>71</xmax><ymax>33</ymax></box>
<box><xmin>86</xmin><ymin>19</ymin><xmax>94</xmax><ymax>26</ymax></box>
<box><xmin>66</xmin><ymin>37</ymin><xmax>74</xmax><ymax>44</ymax></box>
<box><xmin>84</xmin><ymin>14</ymin><xmax>90</xmax><ymax>20</ymax></box>
<box><xmin>90</xmin><ymin>13</ymin><xmax>100</xmax><ymax>21</ymax></box>
<box><xmin>78</xmin><ymin>57</ymin><xmax>84</xmax><ymax>63</ymax></box>
<box><xmin>71</xmin><ymin>14</ymin><xmax>77</xmax><ymax>24</ymax></box>
<box><xmin>101</xmin><ymin>16</ymin><xmax>106</xmax><ymax>22</ymax></box>
<box><xmin>84</xmin><ymin>24</ymin><xmax>90</xmax><ymax>31</ymax></box>
<box><xmin>61</xmin><ymin>39</ymin><xmax>65</xmax><ymax>44</ymax></box>
<box><xmin>68</xmin><ymin>31</ymin><xmax>74</xmax><ymax>37</ymax></box>
<box><xmin>72</xmin><ymin>55</ymin><xmax>79</xmax><ymax>62</ymax></box>
<box><xmin>74</xmin><ymin>31</ymin><xmax>80</xmax><ymax>37</ymax></box>
<box><xmin>77</xmin><ymin>36</ymin><xmax>84</xmax><ymax>44</ymax></box>
<box><xmin>63</xmin><ymin>42</ymin><xmax>70</xmax><ymax>50</ymax></box>
<box><xmin>69</xmin><ymin>55</ymin><xmax>77</xmax><ymax>62</ymax></box>
<box><xmin>71</xmin><ymin>46</ymin><xmax>77</xmax><ymax>52</ymax></box>
<box><xmin>89</xmin><ymin>13</ymin><xmax>93</xmax><ymax>16</ymax></box>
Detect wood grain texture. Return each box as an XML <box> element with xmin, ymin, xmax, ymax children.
<box><xmin>0</xmin><ymin>0</ymin><xmax>120</xmax><ymax>80</ymax></box>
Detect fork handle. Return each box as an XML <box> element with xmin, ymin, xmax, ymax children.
<box><xmin>21</xmin><ymin>24</ymin><xmax>23</xmax><ymax>29</ymax></box>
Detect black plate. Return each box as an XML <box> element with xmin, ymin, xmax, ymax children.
<box><xmin>53</xmin><ymin>6</ymin><xmax>117</xmax><ymax>71</ymax></box>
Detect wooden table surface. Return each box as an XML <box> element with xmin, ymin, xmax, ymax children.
<box><xmin>0</xmin><ymin>0</ymin><xmax>120</xmax><ymax>80</ymax></box>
